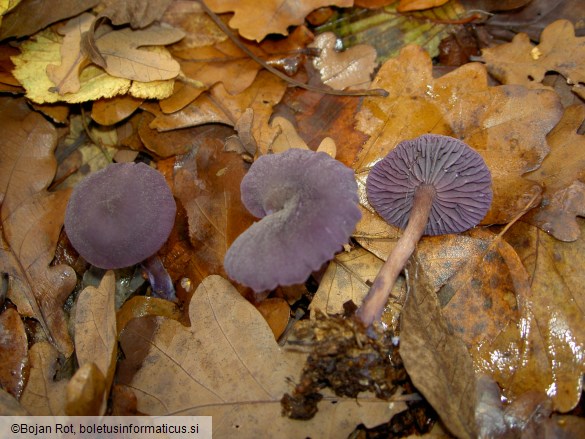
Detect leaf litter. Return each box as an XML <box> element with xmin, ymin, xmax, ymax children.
<box><xmin>1</xmin><ymin>1</ymin><xmax>585</xmax><ymax>437</ymax></box>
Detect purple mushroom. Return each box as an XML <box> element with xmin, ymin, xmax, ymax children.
<box><xmin>64</xmin><ymin>162</ymin><xmax>177</xmax><ymax>301</ymax></box>
<box><xmin>357</xmin><ymin>134</ymin><xmax>492</xmax><ymax>326</ymax></box>
<box><xmin>224</xmin><ymin>148</ymin><xmax>362</xmax><ymax>292</ymax></box>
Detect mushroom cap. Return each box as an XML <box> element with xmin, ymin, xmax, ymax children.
<box><xmin>366</xmin><ymin>134</ymin><xmax>492</xmax><ymax>235</ymax></box>
<box><xmin>64</xmin><ymin>162</ymin><xmax>176</xmax><ymax>269</ymax></box>
<box><xmin>224</xmin><ymin>148</ymin><xmax>362</xmax><ymax>292</ymax></box>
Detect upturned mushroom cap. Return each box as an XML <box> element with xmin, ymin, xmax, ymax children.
<box><xmin>224</xmin><ymin>148</ymin><xmax>362</xmax><ymax>292</ymax></box>
<box><xmin>64</xmin><ymin>162</ymin><xmax>176</xmax><ymax>269</ymax></box>
<box><xmin>367</xmin><ymin>134</ymin><xmax>492</xmax><ymax>235</ymax></box>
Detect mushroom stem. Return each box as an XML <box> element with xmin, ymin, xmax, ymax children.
<box><xmin>141</xmin><ymin>255</ymin><xmax>177</xmax><ymax>302</ymax></box>
<box><xmin>356</xmin><ymin>184</ymin><xmax>436</xmax><ymax>326</ymax></box>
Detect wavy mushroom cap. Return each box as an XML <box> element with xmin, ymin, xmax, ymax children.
<box><xmin>64</xmin><ymin>162</ymin><xmax>177</xmax><ymax>269</ymax></box>
<box><xmin>224</xmin><ymin>148</ymin><xmax>362</xmax><ymax>292</ymax></box>
<box><xmin>367</xmin><ymin>134</ymin><xmax>492</xmax><ymax>235</ymax></box>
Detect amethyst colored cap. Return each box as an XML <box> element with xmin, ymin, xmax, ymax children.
<box><xmin>224</xmin><ymin>148</ymin><xmax>362</xmax><ymax>292</ymax></box>
<box><xmin>367</xmin><ymin>134</ymin><xmax>492</xmax><ymax>235</ymax></box>
<box><xmin>65</xmin><ymin>162</ymin><xmax>177</xmax><ymax>269</ymax></box>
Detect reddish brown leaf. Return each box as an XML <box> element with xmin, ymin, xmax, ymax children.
<box><xmin>172</xmin><ymin>126</ymin><xmax>256</xmax><ymax>286</ymax></box>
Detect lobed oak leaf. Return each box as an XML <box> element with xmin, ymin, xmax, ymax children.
<box><xmin>19</xmin><ymin>342</ymin><xmax>67</xmax><ymax>415</ymax></box>
<box><xmin>354</xmin><ymin>44</ymin><xmax>563</xmax><ymax>225</ymax></box>
<box><xmin>117</xmin><ymin>275</ymin><xmax>405</xmax><ymax>437</ymax></box>
<box><xmin>0</xmin><ymin>98</ymin><xmax>75</xmax><ymax>356</ymax></box>
<box><xmin>146</xmin><ymin>71</ymin><xmax>286</xmax><ymax>154</ymax></box>
<box><xmin>309</xmin><ymin>32</ymin><xmax>377</xmax><ymax>91</ymax></box>
<box><xmin>205</xmin><ymin>0</ymin><xmax>352</xmax><ymax>42</ymax></box>
<box><xmin>73</xmin><ymin>270</ymin><xmax>117</xmax><ymax>413</ymax></box>
<box><xmin>482</xmin><ymin>20</ymin><xmax>585</xmax><ymax>99</ymax></box>
<box><xmin>524</xmin><ymin>104</ymin><xmax>585</xmax><ymax>241</ymax></box>
<box><xmin>95</xmin><ymin>25</ymin><xmax>184</xmax><ymax>82</ymax></box>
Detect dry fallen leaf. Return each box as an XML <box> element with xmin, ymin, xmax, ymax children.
<box><xmin>65</xmin><ymin>362</ymin><xmax>107</xmax><ymax>416</ymax></box>
<box><xmin>401</xmin><ymin>263</ymin><xmax>477</xmax><ymax>439</ymax></box>
<box><xmin>311</xmin><ymin>247</ymin><xmax>383</xmax><ymax>317</ymax></box>
<box><xmin>354</xmin><ymin>44</ymin><xmax>563</xmax><ymax>225</ymax></box>
<box><xmin>309</xmin><ymin>32</ymin><xmax>377</xmax><ymax>90</ymax></box>
<box><xmin>12</xmin><ymin>29</ymin><xmax>131</xmax><ymax>103</ymax></box>
<box><xmin>0</xmin><ymin>0</ymin><xmax>98</xmax><ymax>40</ymax></box>
<box><xmin>118</xmin><ymin>275</ymin><xmax>405</xmax><ymax>438</ymax></box>
<box><xmin>91</xmin><ymin>94</ymin><xmax>143</xmax><ymax>126</ymax></box>
<box><xmin>503</xmin><ymin>221</ymin><xmax>585</xmax><ymax>412</ymax></box>
<box><xmin>256</xmin><ymin>298</ymin><xmax>290</xmax><ymax>339</ymax></box>
<box><xmin>73</xmin><ymin>270</ymin><xmax>117</xmax><ymax>403</ymax></box>
<box><xmin>146</xmin><ymin>71</ymin><xmax>286</xmax><ymax>154</ymax></box>
<box><xmin>205</xmin><ymin>0</ymin><xmax>352</xmax><ymax>42</ymax></box>
<box><xmin>98</xmin><ymin>0</ymin><xmax>173</xmax><ymax>28</ymax></box>
<box><xmin>172</xmin><ymin>126</ymin><xmax>256</xmax><ymax>285</ymax></box>
<box><xmin>0</xmin><ymin>98</ymin><xmax>75</xmax><ymax>356</ymax></box>
<box><xmin>0</xmin><ymin>308</ymin><xmax>28</xmax><ymax>398</ymax></box>
<box><xmin>482</xmin><ymin>20</ymin><xmax>585</xmax><ymax>99</ymax></box>
<box><xmin>95</xmin><ymin>25</ymin><xmax>184</xmax><ymax>82</ymax></box>
<box><xmin>524</xmin><ymin>104</ymin><xmax>585</xmax><ymax>241</ymax></box>
<box><xmin>46</xmin><ymin>12</ymin><xmax>93</xmax><ymax>96</ymax></box>
<box><xmin>19</xmin><ymin>342</ymin><xmax>67</xmax><ymax>415</ymax></box>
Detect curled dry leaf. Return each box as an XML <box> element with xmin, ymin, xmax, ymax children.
<box><xmin>524</xmin><ymin>104</ymin><xmax>585</xmax><ymax>241</ymax></box>
<box><xmin>205</xmin><ymin>0</ymin><xmax>352</xmax><ymax>42</ymax></box>
<box><xmin>20</xmin><ymin>342</ymin><xmax>67</xmax><ymax>415</ymax></box>
<box><xmin>482</xmin><ymin>20</ymin><xmax>585</xmax><ymax>99</ymax></box>
<box><xmin>73</xmin><ymin>270</ymin><xmax>117</xmax><ymax>406</ymax></box>
<box><xmin>117</xmin><ymin>275</ymin><xmax>403</xmax><ymax>438</ymax></box>
<box><xmin>0</xmin><ymin>308</ymin><xmax>28</xmax><ymax>398</ymax></box>
<box><xmin>309</xmin><ymin>32</ymin><xmax>377</xmax><ymax>90</ymax></box>
<box><xmin>354</xmin><ymin>44</ymin><xmax>562</xmax><ymax>225</ymax></box>
<box><xmin>0</xmin><ymin>98</ymin><xmax>75</xmax><ymax>356</ymax></box>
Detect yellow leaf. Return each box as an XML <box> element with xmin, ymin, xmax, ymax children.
<box><xmin>12</xmin><ymin>29</ymin><xmax>130</xmax><ymax>104</ymax></box>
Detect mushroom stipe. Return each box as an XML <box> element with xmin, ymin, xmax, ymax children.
<box><xmin>356</xmin><ymin>134</ymin><xmax>492</xmax><ymax>326</ymax></box>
